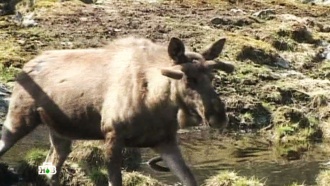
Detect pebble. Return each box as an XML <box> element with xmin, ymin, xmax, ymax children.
<box><xmin>252</xmin><ymin>9</ymin><xmax>275</xmax><ymax>19</ymax></box>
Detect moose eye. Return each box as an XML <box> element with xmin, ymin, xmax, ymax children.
<box><xmin>187</xmin><ymin>77</ymin><xmax>198</xmax><ymax>85</ymax></box>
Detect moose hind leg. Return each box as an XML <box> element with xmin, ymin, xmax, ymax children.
<box><xmin>44</xmin><ymin>131</ymin><xmax>72</xmax><ymax>186</ymax></box>
<box><xmin>37</xmin><ymin>108</ymin><xmax>72</xmax><ymax>185</ymax></box>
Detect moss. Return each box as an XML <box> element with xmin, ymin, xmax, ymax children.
<box><xmin>15</xmin><ymin>148</ymin><xmax>48</xmax><ymax>184</ymax></box>
<box><xmin>271</xmin><ymin>36</ymin><xmax>297</xmax><ymax>52</ymax></box>
<box><xmin>0</xmin><ymin>37</ymin><xmax>24</xmax><ymax>67</ymax></box>
<box><xmin>70</xmin><ymin>141</ymin><xmax>141</xmax><ymax>171</ymax></box>
<box><xmin>33</xmin><ymin>0</ymin><xmax>62</xmax><ymax>8</ymax></box>
<box><xmin>24</xmin><ymin>148</ymin><xmax>48</xmax><ymax>166</ymax></box>
<box><xmin>271</xmin><ymin>106</ymin><xmax>322</xmax><ymax>159</ymax></box>
<box><xmin>260</xmin><ymin>85</ymin><xmax>282</xmax><ymax>103</ymax></box>
<box><xmin>203</xmin><ymin>170</ymin><xmax>264</xmax><ymax>186</ymax></box>
<box><xmin>0</xmin><ymin>24</ymin><xmax>53</xmax><ymax>82</ymax></box>
<box><xmin>227</xmin><ymin>34</ymin><xmax>280</xmax><ymax>66</ymax></box>
<box><xmin>0</xmin><ymin>64</ymin><xmax>20</xmax><ymax>82</ymax></box>
<box><xmin>273</xmin><ymin>106</ymin><xmax>320</xmax><ymax>138</ymax></box>
<box><xmin>88</xmin><ymin>168</ymin><xmax>108</xmax><ymax>186</ymax></box>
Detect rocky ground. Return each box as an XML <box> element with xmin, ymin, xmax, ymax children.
<box><xmin>0</xmin><ymin>0</ymin><xmax>330</xmax><ymax>185</ymax></box>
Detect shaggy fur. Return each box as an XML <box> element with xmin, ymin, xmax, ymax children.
<box><xmin>0</xmin><ymin>36</ymin><xmax>233</xmax><ymax>186</ymax></box>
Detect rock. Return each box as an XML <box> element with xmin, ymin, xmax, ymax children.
<box><xmin>252</xmin><ymin>9</ymin><xmax>275</xmax><ymax>19</ymax></box>
<box><xmin>230</xmin><ymin>8</ymin><xmax>247</xmax><ymax>15</ymax></box>
<box><xmin>258</xmin><ymin>72</ymin><xmax>281</xmax><ymax>80</ymax></box>
<box><xmin>291</xmin><ymin>23</ymin><xmax>315</xmax><ymax>43</ymax></box>
<box><xmin>299</xmin><ymin>0</ymin><xmax>330</xmax><ymax>5</ymax></box>
<box><xmin>313</xmin><ymin>43</ymin><xmax>330</xmax><ymax>61</ymax></box>
<box><xmin>276</xmin><ymin>14</ymin><xmax>309</xmax><ymax>24</ymax></box>
<box><xmin>0</xmin><ymin>163</ymin><xmax>19</xmax><ymax>185</ymax></box>
<box><xmin>280</xmin><ymin>70</ymin><xmax>306</xmax><ymax>79</ymax></box>
<box><xmin>13</xmin><ymin>12</ymin><xmax>38</xmax><ymax>27</ymax></box>
<box><xmin>210</xmin><ymin>17</ymin><xmax>228</xmax><ymax>25</ymax></box>
<box><xmin>22</xmin><ymin>12</ymin><xmax>38</xmax><ymax>27</ymax></box>
<box><xmin>237</xmin><ymin>45</ymin><xmax>290</xmax><ymax>68</ymax></box>
<box><xmin>275</xmin><ymin>56</ymin><xmax>290</xmax><ymax>69</ymax></box>
<box><xmin>276</xmin><ymin>22</ymin><xmax>317</xmax><ymax>44</ymax></box>
<box><xmin>210</xmin><ymin>16</ymin><xmax>255</xmax><ymax>27</ymax></box>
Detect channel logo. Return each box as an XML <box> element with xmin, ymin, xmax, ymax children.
<box><xmin>38</xmin><ymin>162</ymin><xmax>56</xmax><ymax>175</ymax></box>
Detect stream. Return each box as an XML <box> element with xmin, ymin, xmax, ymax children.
<box><xmin>1</xmin><ymin>126</ymin><xmax>330</xmax><ymax>186</ymax></box>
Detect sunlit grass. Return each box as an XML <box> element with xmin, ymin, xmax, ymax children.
<box><xmin>203</xmin><ymin>170</ymin><xmax>265</xmax><ymax>186</ymax></box>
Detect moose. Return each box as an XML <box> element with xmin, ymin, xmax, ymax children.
<box><xmin>0</xmin><ymin>36</ymin><xmax>234</xmax><ymax>186</ymax></box>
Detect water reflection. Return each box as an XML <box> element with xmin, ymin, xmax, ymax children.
<box><xmin>140</xmin><ymin>129</ymin><xmax>330</xmax><ymax>186</ymax></box>
<box><xmin>2</xmin><ymin>127</ymin><xmax>330</xmax><ymax>186</ymax></box>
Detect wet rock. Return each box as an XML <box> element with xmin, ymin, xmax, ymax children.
<box><xmin>252</xmin><ymin>9</ymin><xmax>275</xmax><ymax>19</ymax></box>
<box><xmin>210</xmin><ymin>16</ymin><xmax>255</xmax><ymax>27</ymax></box>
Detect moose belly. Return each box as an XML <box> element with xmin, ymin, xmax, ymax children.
<box><xmin>39</xmin><ymin>106</ymin><xmax>104</xmax><ymax>140</ymax></box>
<box><xmin>122</xmin><ymin>115</ymin><xmax>178</xmax><ymax>148</ymax></box>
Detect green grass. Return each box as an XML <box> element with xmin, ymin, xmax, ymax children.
<box><xmin>24</xmin><ymin>148</ymin><xmax>48</xmax><ymax>166</ymax></box>
<box><xmin>203</xmin><ymin>170</ymin><xmax>264</xmax><ymax>186</ymax></box>
<box><xmin>88</xmin><ymin>167</ymin><xmax>108</xmax><ymax>185</ymax></box>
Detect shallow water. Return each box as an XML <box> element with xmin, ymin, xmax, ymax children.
<box><xmin>2</xmin><ymin>126</ymin><xmax>330</xmax><ymax>186</ymax></box>
<box><xmin>139</xmin><ymin>129</ymin><xmax>330</xmax><ymax>186</ymax></box>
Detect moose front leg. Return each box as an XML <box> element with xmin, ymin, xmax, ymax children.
<box><xmin>104</xmin><ymin>132</ymin><xmax>123</xmax><ymax>186</ymax></box>
<box><xmin>154</xmin><ymin>142</ymin><xmax>197</xmax><ymax>186</ymax></box>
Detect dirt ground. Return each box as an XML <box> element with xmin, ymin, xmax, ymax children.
<box><xmin>1</xmin><ymin>0</ymin><xmax>330</xmax><ymax>183</ymax></box>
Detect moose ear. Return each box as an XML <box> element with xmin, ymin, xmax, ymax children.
<box><xmin>202</xmin><ymin>38</ymin><xmax>226</xmax><ymax>60</ymax></box>
<box><xmin>168</xmin><ymin>37</ymin><xmax>186</xmax><ymax>64</ymax></box>
<box><xmin>161</xmin><ymin>68</ymin><xmax>184</xmax><ymax>80</ymax></box>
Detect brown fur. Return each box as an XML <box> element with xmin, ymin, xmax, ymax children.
<box><xmin>0</xmin><ymin>36</ymin><xmax>233</xmax><ymax>186</ymax></box>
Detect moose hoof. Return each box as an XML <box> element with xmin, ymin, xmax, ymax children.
<box><xmin>147</xmin><ymin>156</ymin><xmax>170</xmax><ymax>172</ymax></box>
